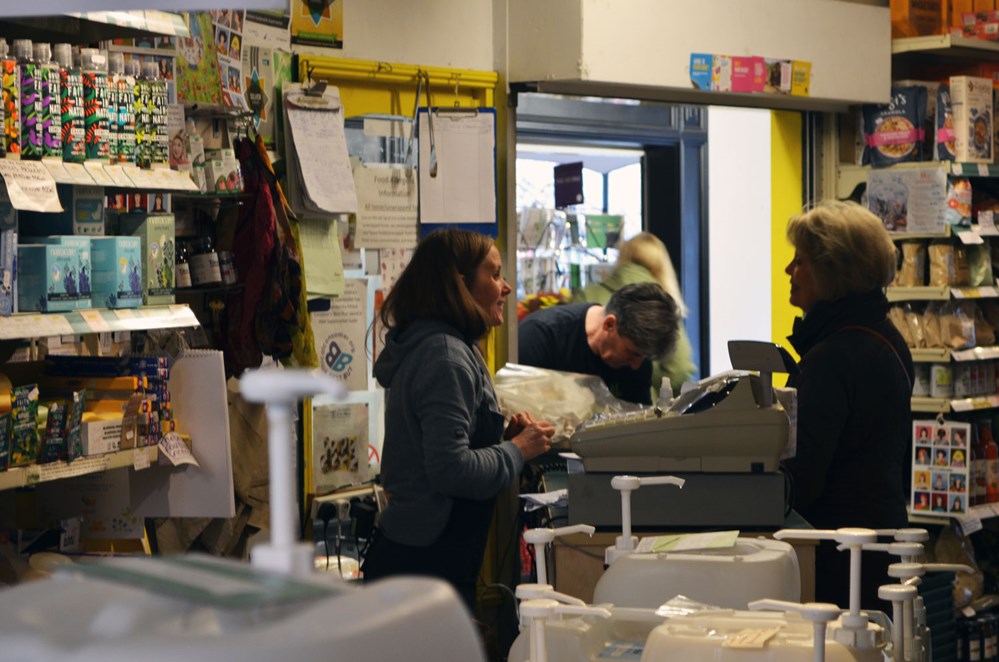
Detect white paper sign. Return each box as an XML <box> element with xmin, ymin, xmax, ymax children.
<box><xmin>311</xmin><ymin>279</ymin><xmax>368</xmax><ymax>392</ymax></box>
<box><xmin>158</xmin><ymin>431</ymin><xmax>201</xmax><ymax>467</ymax></box>
<box><xmin>354</xmin><ymin>165</ymin><xmax>419</xmax><ymax>249</ymax></box>
<box><xmin>867</xmin><ymin>168</ymin><xmax>948</xmax><ymax>234</ymax></box>
<box><xmin>0</xmin><ymin>160</ymin><xmax>62</xmax><ymax>212</ymax></box>
<box><xmin>286</xmin><ymin>89</ymin><xmax>358</xmax><ymax>214</ymax></box>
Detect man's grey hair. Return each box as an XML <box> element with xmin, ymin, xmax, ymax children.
<box><xmin>605</xmin><ymin>282</ymin><xmax>679</xmax><ymax>359</ymax></box>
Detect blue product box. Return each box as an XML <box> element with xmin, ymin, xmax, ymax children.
<box><xmin>17</xmin><ymin>244</ymin><xmax>83</xmax><ymax>312</ymax></box>
<box><xmin>19</xmin><ymin>184</ymin><xmax>105</xmax><ymax>237</ymax></box>
<box><xmin>0</xmin><ymin>187</ymin><xmax>16</xmax><ymax>316</ymax></box>
<box><xmin>91</xmin><ymin>236</ymin><xmax>142</xmax><ymax>309</ymax></box>
<box><xmin>23</xmin><ymin>236</ymin><xmax>92</xmax><ymax>309</ymax></box>
<box><xmin>690</xmin><ymin>53</ymin><xmax>713</xmax><ymax>90</ymax></box>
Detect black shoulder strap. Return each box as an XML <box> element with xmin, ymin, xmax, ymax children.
<box><xmin>839</xmin><ymin>325</ymin><xmax>912</xmax><ymax>392</ymax></box>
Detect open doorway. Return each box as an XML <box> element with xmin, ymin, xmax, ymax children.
<box><xmin>512</xmin><ymin>93</ymin><xmax>707</xmax><ymax>377</ymax></box>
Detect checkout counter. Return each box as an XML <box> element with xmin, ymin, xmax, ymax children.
<box><xmin>534</xmin><ymin>341</ymin><xmax>816</xmax><ymax>604</ymax></box>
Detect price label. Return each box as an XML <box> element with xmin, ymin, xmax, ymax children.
<box><xmin>133</xmin><ymin>447</ymin><xmax>152</xmax><ymax>471</ymax></box>
<box><xmin>953</xmin><ymin>163</ymin><xmax>965</xmax><ymax>175</ymax></box>
<box><xmin>978</xmin><ymin>163</ymin><xmax>990</xmax><ymax>177</ymax></box>
<box><xmin>79</xmin><ymin>310</ymin><xmax>111</xmax><ymax>333</ymax></box>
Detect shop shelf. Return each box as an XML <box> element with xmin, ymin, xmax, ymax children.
<box><xmin>949</xmin><ymin>394</ymin><xmax>999</xmax><ymax>413</ymax></box>
<box><xmin>892</xmin><ymin>34</ymin><xmax>999</xmax><ymax>60</ymax></box>
<box><xmin>910</xmin><ymin>348</ymin><xmax>951</xmax><ymax>363</ymax></box>
<box><xmin>887</xmin><ymin>286</ymin><xmax>950</xmax><ymax>302</ymax></box>
<box><xmin>0</xmin><ymin>304</ymin><xmax>199</xmax><ymax>341</ymax></box>
<box><xmin>951</xmin><ymin>346</ymin><xmax>999</xmax><ymax>361</ymax></box>
<box><xmin>908</xmin><ymin>502</ymin><xmax>999</xmax><ymax>528</ymax></box>
<box><xmin>0</xmin><ymin>446</ymin><xmax>158</xmax><ymax>492</ymax></box>
<box><xmin>912</xmin><ymin>396</ymin><xmax>950</xmax><ymax>413</ymax></box>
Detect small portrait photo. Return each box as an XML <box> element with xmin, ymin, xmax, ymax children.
<box><xmin>231</xmin><ymin>10</ymin><xmax>243</xmax><ymax>33</ymax></box>
<box><xmin>915</xmin><ymin>446</ymin><xmax>931</xmax><ymax>465</ymax></box>
<box><xmin>227</xmin><ymin>66</ymin><xmax>242</xmax><ymax>93</ymax></box>
<box><xmin>950</xmin><ymin>494</ymin><xmax>965</xmax><ymax>513</ymax></box>
<box><xmin>230</xmin><ymin>34</ymin><xmax>242</xmax><ymax>61</ymax></box>
<box><xmin>913</xmin><ymin>491</ymin><xmax>930</xmax><ymax>511</ymax></box>
<box><xmin>950</xmin><ymin>473</ymin><xmax>967</xmax><ymax>493</ymax></box>
<box><xmin>915</xmin><ymin>470</ymin><xmax>931</xmax><ymax>491</ymax></box>
<box><xmin>915</xmin><ymin>425</ymin><xmax>932</xmax><ymax>443</ymax></box>
<box><xmin>932</xmin><ymin>471</ymin><xmax>948</xmax><ymax>492</ymax></box>
<box><xmin>951</xmin><ymin>448</ymin><xmax>967</xmax><ymax>469</ymax></box>
<box><xmin>934</xmin><ymin>427</ymin><xmax>950</xmax><ymax>446</ymax></box>
<box><xmin>952</xmin><ymin>428</ymin><xmax>968</xmax><ymax>448</ymax></box>
<box><xmin>934</xmin><ymin>448</ymin><xmax>950</xmax><ymax>467</ymax></box>
<box><xmin>216</xmin><ymin>28</ymin><xmax>230</xmax><ymax>57</ymax></box>
<box><xmin>931</xmin><ymin>493</ymin><xmax>948</xmax><ymax>512</ymax></box>
<box><xmin>169</xmin><ymin>130</ymin><xmax>187</xmax><ymax>168</ymax></box>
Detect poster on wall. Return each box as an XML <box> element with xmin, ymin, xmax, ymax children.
<box><xmin>291</xmin><ymin>0</ymin><xmax>344</xmax><ymax>49</ymax></box>
<box><xmin>311</xmin><ymin>400</ymin><xmax>368</xmax><ymax>494</ymax></box>
<box><xmin>176</xmin><ymin>12</ymin><xmax>222</xmax><ymax>104</ymax></box>
<box><xmin>210</xmin><ymin>9</ymin><xmax>247</xmax><ymax>109</ymax></box>
<box><xmin>912</xmin><ymin>419</ymin><xmax>969</xmax><ymax>515</ymax></box>
<box><xmin>311</xmin><ymin>278</ymin><xmax>368</xmax><ymax>392</ymax></box>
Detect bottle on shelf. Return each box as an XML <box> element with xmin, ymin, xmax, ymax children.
<box><xmin>175</xmin><ymin>241</ymin><xmax>192</xmax><ymax>289</ymax></box>
<box><xmin>14</xmin><ymin>38</ymin><xmax>41</xmax><ymax>160</ymax></box>
<box><xmin>32</xmin><ymin>42</ymin><xmax>60</xmax><ymax>159</ymax></box>
<box><xmin>0</xmin><ymin>38</ymin><xmax>13</xmax><ymax>157</ymax></box>
<box><xmin>80</xmin><ymin>48</ymin><xmax>110</xmax><ymax>161</ymax></box>
<box><xmin>53</xmin><ymin>43</ymin><xmax>83</xmax><ymax>163</ymax></box>
<box><xmin>189</xmin><ymin>236</ymin><xmax>222</xmax><ymax>287</ymax></box>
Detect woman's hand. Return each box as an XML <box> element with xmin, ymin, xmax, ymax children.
<box><xmin>511</xmin><ymin>419</ymin><xmax>555</xmax><ymax>462</ymax></box>
<box><xmin>505</xmin><ymin>412</ymin><xmax>546</xmax><ymax>439</ymax></box>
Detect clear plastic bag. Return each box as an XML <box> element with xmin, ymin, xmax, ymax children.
<box><xmin>494</xmin><ymin>363</ymin><xmax>641</xmax><ymax>445</ymax></box>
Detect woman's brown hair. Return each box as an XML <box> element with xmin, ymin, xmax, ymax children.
<box><xmin>379</xmin><ymin>229</ymin><xmax>495</xmax><ymax>338</ymax></box>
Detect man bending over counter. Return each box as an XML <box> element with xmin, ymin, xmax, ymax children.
<box><xmin>517</xmin><ymin>282</ymin><xmax>679</xmax><ymax>405</ymax></box>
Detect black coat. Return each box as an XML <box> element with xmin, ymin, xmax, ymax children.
<box><xmin>783</xmin><ymin>289</ymin><xmax>914</xmax><ymax>531</ymax></box>
<box><xmin>782</xmin><ymin>289</ymin><xmax>914</xmax><ymax>611</ymax></box>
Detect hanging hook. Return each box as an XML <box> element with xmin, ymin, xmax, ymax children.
<box><xmin>425</xmin><ymin>71</ymin><xmax>437</xmax><ymax>177</ymax></box>
<box><xmin>405</xmin><ymin>70</ymin><xmax>425</xmax><ymax>167</ymax></box>
<box><xmin>453</xmin><ymin>75</ymin><xmax>461</xmax><ymax>107</ymax></box>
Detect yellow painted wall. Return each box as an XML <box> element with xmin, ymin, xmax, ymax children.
<box><xmin>770</xmin><ymin>111</ymin><xmax>803</xmax><ymax>369</ymax></box>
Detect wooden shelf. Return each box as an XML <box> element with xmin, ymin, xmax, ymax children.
<box><xmin>911</xmin><ymin>348</ymin><xmax>951</xmax><ymax>363</ymax></box>
<box><xmin>912</xmin><ymin>396</ymin><xmax>950</xmax><ymax>413</ymax></box>
<box><xmin>0</xmin><ymin>446</ymin><xmax>157</xmax><ymax>492</ymax></box>
<box><xmin>909</xmin><ymin>502</ymin><xmax>999</xmax><ymax>527</ymax></box>
<box><xmin>893</xmin><ymin>34</ymin><xmax>999</xmax><ymax>60</ymax></box>
<box><xmin>0</xmin><ymin>304</ymin><xmax>199</xmax><ymax>341</ymax></box>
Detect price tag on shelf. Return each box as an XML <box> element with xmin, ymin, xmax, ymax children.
<box><xmin>63</xmin><ymin>162</ymin><xmax>96</xmax><ymax>186</ymax></box>
<box><xmin>981</xmin><ymin>211</ymin><xmax>997</xmax><ymax>233</ymax></box>
<box><xmin>84</xmin><ymin>161</ymin><xmax>115</xmax><ymax>187</ymax></box>
<box><xmin>42</xmin><ymin>160</ymin><xmax>74</xmax><ymax>184</ymax></box>
<box><xmin>956</xmin><ymin>230</ymin><xmax>985</xmax><ymax>245</ymax></box>
<box><xmin>953</xmin><ymin>163</ymin><xmax>965</xmax><ymax>175</ymax></box>
<box><xmin>978</xmin><ymin>163</ymin><xmax>990</xmax><ymax>177</ymax></box>
<box><xmin>959</xmin><ymin>512</ymin><xmax>983</xmax><ymax>536</ymax></box>
<box><xmin>104</xmin><ymin>165</ymin><xmax>134</xmax><ymax>188</ymax></box>
<box><xmin>133</xmin><ymin>447</ymin><xmax>152</xmax><ymax>471</ymax></box>
<box><xmin>79</xmin><ymin>310</ymin><xmax>111</xmax><ymax>333</ymax></box>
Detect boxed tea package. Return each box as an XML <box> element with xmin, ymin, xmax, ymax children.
<box><xmin>950</xmin><ymin>75</ymin><xmax>993</xmax><ymax>163</ymax></box>
<box><xmin>17</xmin><ymin>244</ymin><xmax>84</xmax><ymax>312</ymax></box>
<box><xmin>90</xmin><ymin>236</ymin><xmax>142</xmax><ymax>309</ymax></box>
<box><xmin>863</xmin><ymin>86</ymin><xmax>928</xmax><ymax>167</ymax></box>
<box><xmin>117</xmin><ymin>212</ymin><xmax>175</xmax><ymax>305</ymax></box>
<box><xmin>23</xmin><ymin>236</ymin><xmax>92</xmax><ymax>309</ymax></box>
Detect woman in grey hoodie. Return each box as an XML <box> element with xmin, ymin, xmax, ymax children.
<box><xmin>361</xmin><ymin>229</ymin><xmax>554</xmax><ymax>611</ymax></box>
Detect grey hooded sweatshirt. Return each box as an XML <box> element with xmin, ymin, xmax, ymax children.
<box><xmin>374</xmin><ymin>318</ymin><xmax>525</xmax><ymax>546</ymax></box>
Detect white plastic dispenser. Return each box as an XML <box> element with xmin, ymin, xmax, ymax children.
<box><xmin>524</xmin><ymin>524</ymin><xmax>595</xmax><ymax>586</ymax></box>
<box><xmin>593</xmin><ymin>473</ymin><xmax>801</xmax><ymax>609</ymax></box>
<box><xmin>749</xmin><ymin>599</ymin><xmax>845</xmax><ymax>662</ymax></box>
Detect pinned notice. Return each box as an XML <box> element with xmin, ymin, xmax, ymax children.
<box><xmin>0</xmin><ymin>160</ymin><xmax>62</xmax><ymax>212</ymax></box>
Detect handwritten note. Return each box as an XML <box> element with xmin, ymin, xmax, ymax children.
<box><xmin>286</xmin><ymin>91</ymin><xmax>358</xmax><ymax>215</ymax></box>
<box><xmin>159</xmin><ymin>431</ymin><xmax>200</xmax><ymax>467</ymax></box>
<box><xmin>354</xmin><ymin>164</ymin><xmax>418</xmax><ymax>249</ymax></box>
<box><xmin>299</xmin><ymin>216</ymin><xmax>345</xmax><ymax>297</ymax></box>
<box><xmin>0</xmin><ymin>160</ymin><xmax>62</xmax><ymax>212</ymax></box>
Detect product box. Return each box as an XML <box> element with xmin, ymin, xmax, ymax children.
<box><xmin>731</xmin><ymin>56</ymin><xmax>765</xmax><ymax>93</ymax></box>
<box><xmin>0</xmin><ymin>186</ymin><xmax>17</xmax><ymax>316</ymax></box>
<box><xmin>891</xmin><ymin>0</ymin><xmax>944</xmax><ymax>38</ymax></box>
<box><xmin>710</xmin><ymin>55</ymin><xmax>732</xmax><ymax>92</ymax></box>
<box><xmin>90</xmin><ymin>236</ymin><xmax>142</xmax><ymax>309</ymax></box>
<box><xmin>689</xmin><ymin>53</ymin><xmax>712</xmax><ymax>90</ymax></box>
<box><xmin>895</xmin><ymin>79</ymin><xmax>940</xmax><ymax>160</ymax></box>
<box><xmin>9</xmin><ymin>384</ymin><xmax>38</xmax><ymax>467</ymax></box>
<box><xmin>763</xmin><ymin>58</ymin><xmax>792</xmax><ymax>95</ymax></box>
<box><xmin>950</xmin><ymin>75</ymin><xmax>993</xmax><ymax>163</ymax></box>
<box><xmin>23</xmin><ymin>236</ymin><xmax>92</xmax><ymax>309</ymax></box>
<box><xmin>17</xmin><ymin>244</ymin><xmax>84</xmax><ymax>312</ymax></box>
<box><xmin>19</xmin><ymin>185</ymin><xmax>105</xmax><ymax>237</ymax></box>
<box><xmin>117</xmin><ymin>212</ymin><xmax>175</xmax><ymax>305</ymax></box>
<box><xmin>790</xmin><ymin>61</ymin><xmax>812</xmax><ymax>97</ymax></box>
<box><xmin>82</xmin><ymin>418</ymin><xmax>123</xmax><ymax>456</ymax></box>
<box><xmin>204</xmin><ymin>147</ymin><xmax>242</xmax><ymax>192</ymax></box>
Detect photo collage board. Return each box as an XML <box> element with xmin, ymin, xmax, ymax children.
<box><xmin>912</xmin><ymin>419</ymin><xmax>970</xmax><ymax>515</ymax></box>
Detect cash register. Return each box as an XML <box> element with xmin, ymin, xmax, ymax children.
<box><xmin>566</xmin><ymin>340</ymin><xmax>797</xmax><ymax>529</ymax></box>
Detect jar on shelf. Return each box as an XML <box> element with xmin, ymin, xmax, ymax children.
<box><xmin>189</xmin><ymin>236</ymin><xmax>222</xmax><ymax>287</ymax></box>
<box><xmin>175</xmin><ymin>241</ymin><xmax>192</xmax><ymax>289</ymax></box>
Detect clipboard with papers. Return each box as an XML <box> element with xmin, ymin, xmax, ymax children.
<box><xmin>417</xmin><ymin>107</ymin><xmax>497</xmax><ymax>231</ymax></box>
<box><xmin>283</xmin><ymin>82</ymin><xmax>358</xmax><ymax>216</ymax></box>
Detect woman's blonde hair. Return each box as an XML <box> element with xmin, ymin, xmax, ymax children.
<box><xmin>786</xmin><ymin>200</ymin><xmax>897</xmax><ymax>302</ymax></box>
<box><xmin>618</xmin><ymin>232</ymin><xmax>688</xmax><ymax>317</ymax></box>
